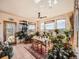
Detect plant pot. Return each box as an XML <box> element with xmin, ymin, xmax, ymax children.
<box><xmin>69</xmin><ymin>57</ymin><xmax>77</xmax><ymax>59</ymax></box>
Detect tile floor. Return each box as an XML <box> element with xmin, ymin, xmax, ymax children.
<box><xmin>12</xmin><ymin>44</ymin><xmax>36</xmax><ymax>59</ymax></box>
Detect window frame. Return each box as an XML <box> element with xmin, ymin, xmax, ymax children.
<box><xmin>28</xmin><ymin>23</ymin><xmax>36</xmax><ymax>32</ymax></box>
<box><xmin>40</xmin><ymin>20</ymin><xmax>56</xmax><ymax>31</ymax></box>
<box><xmin>56</xmin><ymin>19</ymin><xmax>66</xmax><ymax>29</ymax></box>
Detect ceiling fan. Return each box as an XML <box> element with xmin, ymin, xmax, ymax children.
<box><xmin>38</xmin><ymin>12</ymin><xmax>47</xmax><ymax>19</ymax></box>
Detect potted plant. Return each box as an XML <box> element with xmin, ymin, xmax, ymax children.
<box><xmin>48</xmin><ymin>29</ymin><xmax>76</xmax><ymax>59</ymax></box>
<box><xmin>0</xmin><ymin>41</ymin><xmax>13</xmax><ymax>59</ymax></box>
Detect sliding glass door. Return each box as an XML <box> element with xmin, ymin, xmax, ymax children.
<box><xmin>4</xmin><ymin>21</ymin><xmax>16</xmax><ymax>42</ymax></box>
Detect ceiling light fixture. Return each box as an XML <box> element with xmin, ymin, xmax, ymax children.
<box><xmin>48</xmin><ymin>0</ymin><xmax>52</xmax><ymax>7</ymax></box>
<box><xmin>34</xmin><ymin>0</ymin><xmax>41</xmax><ymax>4</ymax></box>
<box><xmin>54</xmin><ymin>0</ymin><xmax>58</xmax><ymax>4</ymax></box>
<box><xmin>34</xmin><ymin>0</ymin><xmax>58</xmax><ymax>8</ymax></box>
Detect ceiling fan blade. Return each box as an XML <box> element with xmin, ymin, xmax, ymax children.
<box><xmin>38</xmin><ymin>12</ymin><xmax>47</xmax><ymax>19</ymax></box>
<box><xmin>38</xmin><ymin>12</ymin><xmax>41</xmax><ymax>18</ymax></box>
<box><xmin>39</xmin><ymin>16</ymin><xmax>47</xmax><ymax>19</ymax></box>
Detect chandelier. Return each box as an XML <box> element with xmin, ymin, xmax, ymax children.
<box><xmin>34</xmin><ymin>0</ymin><xmax>58</xmax><ymax>7</ymax></box>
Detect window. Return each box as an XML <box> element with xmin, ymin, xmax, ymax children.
<box><xmin>57</xmin><ymin>20</ymin><xmax>66</xmax><ymax>29</ymax></box>
<box><xmin>40</xmin><ymin>23</ymin><xmax>44</xmax><ymax>30</ymax></box>
<box><xmin>19</xmin><ymin>24</ymin><xmax>23</xmax><ymax>31</ymax></box>
<box><xmin>28</xmin><ymin>24</ymin><xmax>36</xmax><ymax>34</ymax></box>
<box><xmin>40</xmin><ymin>19</ymin><xmax>66</xmax><ymax>31</ymax></box>
<box><xmin>45</xmin><ymin>22</ymin><xmax>55</xmax><ymax>30</ymax></box>
<box><xmin>28</xmin><ymin>24</ymin><xmax>35</xmax><ymax>30</ymax></box>
<box><xmin>40</xmin><ymin>22</ymin><xmax>55</xmax><ymax>31</ymax></box>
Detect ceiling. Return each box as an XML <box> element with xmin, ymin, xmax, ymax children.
<box><xmin>0</xmin><ymin>0</ymin><xmax>74</xmax><ymax>19</ymax></box>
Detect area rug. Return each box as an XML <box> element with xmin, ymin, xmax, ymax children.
<box><xmin>24</xmin><ymin>44</ymin><xmax>47</xmax><ymax>59</ymax></box>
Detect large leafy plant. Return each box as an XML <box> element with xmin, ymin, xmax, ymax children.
<box><xmin>16</xmin><ymin>22</ymin><xmax>35</xmax><ymax>42</ymax></box>
<box><xmin>0</xmin><ymin>42</ymin><xmax>13</xmax><ymax>59</ymax></box>
<box><xmin>48</xmin><ymin>29</ymin><xmax>76</xmax><ymax>59</ymax></box>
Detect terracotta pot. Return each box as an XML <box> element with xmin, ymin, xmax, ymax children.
<box><xmin>69</xmin><ymin>57</ymin><xmax>77</xmax><ymax>59</ymax></box>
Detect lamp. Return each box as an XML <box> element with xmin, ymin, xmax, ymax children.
<box><xmin>34</xmin><ymin>0</ymin><xmax>58</xmax><ymax>8</ymax></box>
